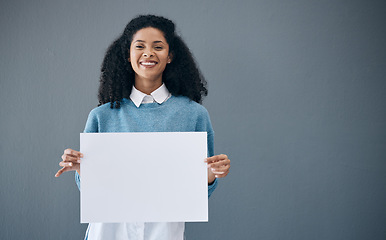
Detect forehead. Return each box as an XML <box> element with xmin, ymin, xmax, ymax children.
<box><xmin>132</xmin><ymin>27</ymin><xmax>167</xmax><ymax>42</ymax></box>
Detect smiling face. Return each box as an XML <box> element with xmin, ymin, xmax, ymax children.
<box><xmin>129</xmin><ymin>27</ymin><xmax>172</xmax><ymax>89</ymax></box>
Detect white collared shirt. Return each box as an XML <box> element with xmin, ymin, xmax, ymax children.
<box><xmin>130</xmin><ymin>83</ymin><xmax>171</xmax><ymax>107</ymax></box>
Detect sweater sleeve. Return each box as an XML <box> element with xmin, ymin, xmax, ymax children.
<box><xmin>75</xmin><ymin>109</ymin><xmax>99</xmax><ymax>191</ymax></box>
<box><xmin>196</xmin><ymin>107</ymin><xmax>218</xmax><ymax>198</ymax></box>
<box><xmin>75</xmin><ymin>171</ymin><xmax>81</xmax><ymax>191</ymax></box>
<box><xmin>194</xmin><ymin>106</ymin><xmax>215</xmax><ymax>157</ymax></box>
<box><xmin>208</xmin><ymin>178</ymin><xmax>218</xmax><ymax>198</ymax></box>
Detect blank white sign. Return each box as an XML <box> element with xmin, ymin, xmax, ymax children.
<box><xmin>80</xmin><ymin>132</ymin><xmax>208</xmax><ymax>223</ymax></box>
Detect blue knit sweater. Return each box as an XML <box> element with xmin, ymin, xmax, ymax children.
<box><xmin>75</xmin><ymin>95</ymin><xmax>218</xmax><ymax>196</ymax></box>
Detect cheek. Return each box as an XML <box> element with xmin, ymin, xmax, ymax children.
<box><xmin>130</xmin><ymin>61</ymin><xmax>136</xmax><ymax>70</ymax></box>
<box><xmin>129</xmin><ymin>51</ymin><xmax>139</xmax><ymax>67</ymax></box>
<box><xmin>160</xmin><ymin>53</ymin><xmax>170</xmax><ymax>63</ymax></box>
<box><xmin>129</xmin><ymin>50</ymin><xmax>134</xmax><ymax>61</ymax></box>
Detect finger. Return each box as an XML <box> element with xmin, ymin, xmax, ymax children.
<box><xmin>210</xmin><ymin>164</ymin><xmax>230</xmax><ymax>171</ymax></box>
<box><xmin>208</xmin><ymin>159</ymin><xmax>230</xmax><ymax>168</ymax></box>
<box><xmin>61</xmin><ymin>154</ymin><xmax>81</xmax><ymax>163</ymax></box>
<box><xmin>210</xmin><ymin>165</ymin><xmax>230</xmax><ymax>173</ymax></box>
<box><xmin>214</xmin><ymin>169</ymin><xmax>230</xmax><ymax>178</ymax></box>
<box><xmin>64</xmin><ymin>148</ymin><xmax>84</xmax><ymax>158</ymax></box>
<box><xmin>205</xmin><ymin>155</ymin><xmax>220</xmax><ymax>163</ymax></box>
<box><xmin>55</xmin><ymin>167</ymin><xmax>66</xmax><ymax>177</ymax></box>
<box><xmin>55</xmin><ymin>164</ymin><xmax>80</xmax><ymax>177</ymax></box>
<box><xmin>212</xmin><ymin>169</ymin><xmax>227</xmax><ymax>175</ymax></box>
<box><xmin>59</xmin><ymin>161</ymin><xmax>73</xmax><ymax>167</ymax></box>
<box><xmin>63</xmin><ymin>163</ymin><xmax>80</xmax><ymax>171</ymax></box>
<box><xmin>205</xmin><ymin>154</ymin><xmax>228</xmax><ymax>164</ymax></box>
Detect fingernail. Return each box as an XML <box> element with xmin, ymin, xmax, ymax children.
<box><xmin>80</xmin><ymin>154</ymin><xmax>84</xmax><ymax>158</ymax></box>
<box><xmin>69</xmin><ymin>162</ymin><xmax>73</xmax><ymax>166</ymax></box>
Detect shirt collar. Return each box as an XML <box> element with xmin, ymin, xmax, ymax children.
<box><xmin>130</xmin><ymin>83</ymin><xmax>171</xmax><ymax>108</ymax></box>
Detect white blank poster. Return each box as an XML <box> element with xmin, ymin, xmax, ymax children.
<box><xmin>80</xmin><ymin>132</ymin><xmax>208</xmax><ymax>223</ymax></box>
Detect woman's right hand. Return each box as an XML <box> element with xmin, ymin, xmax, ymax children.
<box><xmin>55</xmin><ymin>148</ymin><xmax>83</xmax><ymax>177</ymax></box>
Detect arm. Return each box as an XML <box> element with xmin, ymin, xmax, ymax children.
<box><xmin>208</xmin><ymin>178</ymin><xmax>218</xmax><ymax>198</ymax></box>
<box><xmin>197</xmin><ymin>108</ymin><xmax>231</xmax><ymax>196</ymax></box>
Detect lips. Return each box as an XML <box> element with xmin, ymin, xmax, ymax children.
<box><xmin>140</xmin><ymin>61</ymin><xmax>158</xmax><ymax>68</ymax></box>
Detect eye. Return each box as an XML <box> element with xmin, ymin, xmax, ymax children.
<box><xmin>154</xmin><ymin>46</ymin><xmax>163</xmax><ymax>50</ymax></box>
<box><xmin>135</xmin><ymin>45</ymin><xmax>144</xmax><ymax>49</ymax></box>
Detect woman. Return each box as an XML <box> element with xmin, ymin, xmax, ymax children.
<box><xmin>55</xmin><ymin>15</ymin><xmax>230</xmax><ymax>240</ymax></box>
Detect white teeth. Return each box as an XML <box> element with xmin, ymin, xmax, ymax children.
<box><xmin>141</xmin><ymin>62</ymin><xmax>156</xmax><ymax>66</ymax></box>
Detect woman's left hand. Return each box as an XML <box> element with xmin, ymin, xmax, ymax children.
<box><xmin>205</xmin><ymin>154</ymin><xmax>230</xmax><ymax>183</ymax></box>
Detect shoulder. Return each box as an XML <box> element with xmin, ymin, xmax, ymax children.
<box><xmin>172</xmin><ymin>96</ymin><xmax>210</xmax><ymax>116</ymax></box>
<box><xmin>84</xmin><ymin>100</ymin><xmax>130</xmax><ymax>133</ymax></box>
<box><xmin>88</xmin><ymin>102</ymin><xmax>111</xmax><ymax>116</ymax></box>
<box><xmin>171</xmin><ymin>96</ymin><xmax>212</xmax><ymax>131</ymax></box>
<box><xmin>84</xmin><ymin>103</ymin><xmax>112</xmax><ymax>126</ymax></box>
<box><xmin>83</xmin><ymin>104</ymin><xmax>111</xmax><ymax>133</ymax></box>
<box><xmin>88</xmin><ymin>99</ymin><xmax>130</xmax><ymax>118</ymax></box>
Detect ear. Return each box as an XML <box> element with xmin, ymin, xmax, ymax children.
<box><xmin>167</xmin><ymin>53</ymin><xmax>173</xmax><ymax>64</ymax></box>
<box><xmin>128</xmin><ymin>58</ymin><xmax>131</xmax><ymax>62</ymax></box>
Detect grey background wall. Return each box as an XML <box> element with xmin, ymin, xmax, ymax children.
<box><xmin>1</xmin><ymin>0</ymin><xmax>385</xmax><ymax>239</ymax></box>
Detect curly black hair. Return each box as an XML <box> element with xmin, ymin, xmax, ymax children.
<box><xmin>98</xmin><ymin>15</ymin><xmax>208</xmax><ymax>108</ymax></box>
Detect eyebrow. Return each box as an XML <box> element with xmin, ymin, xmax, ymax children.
<box><xmin>134</xmin><ymin>40</ymin><xmax>165</xmax><ymax>44</ymax></box>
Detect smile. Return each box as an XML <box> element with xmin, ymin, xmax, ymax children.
<box><xmin>140</xmin><ymin>61</ymin><xmax>158</xmax><ymax>67</ymax></box>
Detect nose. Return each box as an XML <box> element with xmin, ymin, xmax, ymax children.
<box><xmin>143</xmin><ymin>51</ymin><xmax>154</xmax><ymax>57</ymax></box>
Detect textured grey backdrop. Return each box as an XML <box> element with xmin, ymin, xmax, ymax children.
<box><xmin>1</xmin><ymin>0</ymin><xmax>385</xmax><ymax>239</ymax></box>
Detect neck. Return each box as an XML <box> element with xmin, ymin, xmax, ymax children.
<box><xmin>134</xmin><ymin>75</ymin><xmax>163</xmax><ymax>95</ymax></box>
